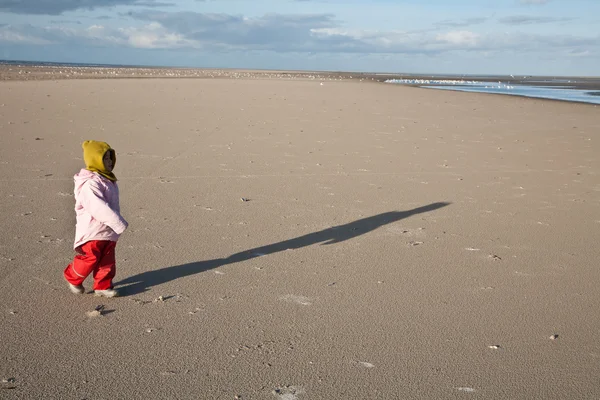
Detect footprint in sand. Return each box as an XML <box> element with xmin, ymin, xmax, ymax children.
<box><xmin>273</xmin><ymin>385</ymin><xmax>304</xmax><ymax>399</ymax></box>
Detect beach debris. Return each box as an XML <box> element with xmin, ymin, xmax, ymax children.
<box><xmin>488</xmin><ymin>254</ymin><xmax>502</xmax><ymax>261</ymax></box>
<box><xmin>155</xmin><ymin>295</ymin><xmax>165</xmax><ymax>302</ymax></box>
<box><xmin>35</xmin><ymin>137</ymin><xmax>43</xmax><ymax>140</ymax></box>
<box><xmin>358</xmin><ymin>361</ymin><xmax>375</xmax><ymax>368</ymax></box>
<box><xmin>465</xmin><ymin>247</ymin><xmax>480</xmax><ymax>251</ymax></box>
<box><xmin>145</xmin><ymin>328</ymin><xmax>156</xmax><ymax>333</ymax></box>
<box><xmin>409</xmin><ymin>241</ymin><xmax>424</xmax><ymax>246</ymax></box>
<box><xmin>241</xmin><ymin>197</ymin><xmax>250</xmax><ymax>202</ymax></box>
<box><xmin>327</xmin><ymin>282</ymin><xmax>336</xmax><ymax>286</ymax></box>
<box><xmin>215</xmin><ymin>271</ymin><xmax>225</xmax><ymax>275</ymax></box>
<box><xmin>160</xmin><ymin>370</ymin><xmax>176</xmax><ymax>376</ymax></box>
<box><xmin>550</xmin><ymin>334</ymin><xmax>559</xmax><ymax>340</ymax></box>
<box><xmin>456</xmin><ymin>387</ymin><xmax>476</xmax><ymax>393</ymax></box>
<box><xmin>488</xmin><ymin>345</ymin><xmax>501</xmax><ymax>350</ymax></box>
<box><xmin>1</xmin><ymin>378</ymin><xmax>15</xmax><ymax>384</ymax></box>
<box><xmin>8</xmin><ymin>310</ymin><xmax>16</xmax><ymax>315</ymax></box>
<box><xmin>86</xmin><ymin>305</ymin><xmax>105</xmax><ymax>318</ymax></box>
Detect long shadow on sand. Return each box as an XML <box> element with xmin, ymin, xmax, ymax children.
<box><xmin>117</xmin><ymin>202</ymin><xmax>450</xmax><ymax>296</ymax></box>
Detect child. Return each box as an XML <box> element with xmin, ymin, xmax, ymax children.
<box><xmin>63</xmin><ymin>140</ymin><xmax>128</xmax><ymax>297</ymax></box>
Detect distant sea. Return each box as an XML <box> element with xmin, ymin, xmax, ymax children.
<box><xmin>385</xmin><ymin>78</ymin><xmax>600</xmax><ymax>105</ymax></box>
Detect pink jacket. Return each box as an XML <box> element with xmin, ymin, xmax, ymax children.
<box><xmin>73</xmin><ymin>168</ymin><xmax>128</xmax><ymax>250</ymax></box>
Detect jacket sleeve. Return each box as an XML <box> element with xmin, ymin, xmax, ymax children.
<box><xmin>80</xmin><ymin>180</ymin><xmax>128</xmax><ymax>234</ymax></box>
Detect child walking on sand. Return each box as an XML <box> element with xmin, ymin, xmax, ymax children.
<box><xmin>63</xmin><ymin>140</ymin><xmax>128</xmax><ymax>298</ymax></box>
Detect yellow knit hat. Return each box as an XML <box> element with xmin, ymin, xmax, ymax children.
<box><xmin>82</xmin><ymin>140</ymin><xmax>117</xmax><ymax>181</ymax></box>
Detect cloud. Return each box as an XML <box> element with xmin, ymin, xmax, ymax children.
<box><xmin>0</xmin><ymin>22</ymin><xmax>201</xmax><ymax>49</ymax></box>
<box><xmin>567</xmin><ymin>49</ymin><xmax>591</xmax><ymax>57</ymax></box>
<box><xmin>0</xmin><ymin>0</ymin><xmax>173</xmax><ymax>15</ymax></box>
<box><xmin>124</xmin><ymin>11</ymin><xmax>487</xmax><ymax>54</ymax></box>
<box><xmin>0</xmin><ymin>24</ymin><xmax>53</xmax><ymax>44</ymax></box>
<box><xmin>1</xmin><ymin>12</ymin><xmax>597</xmax><ymax>61</ymax></box>
<box><xmin>436</xmin><ymin>31</ymin><xmax>479</xmax><ymax>46</ymax></box>
<box><xmin>50</xmin><ymin>20</ymin><xmax>83</xmax><ymax>25</ymax></box>
<box><xmin>129</xmin><ymin>11</ymin><xmax>340</xmax><ymax>51</ymax></box>
<box><xmin>499</xmin><ymin>15</ymin><xmax>574</xmax><ymax>25</ymax></box>
<box><xmin>119</xmin><ymin>22</ymin><xmax>195</xmax><ymax>48</ymax></box>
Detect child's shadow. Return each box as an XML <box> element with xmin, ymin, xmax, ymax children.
<box><xmin>117</xmin><ymin>202</ymin><xmax>450</xmax><ymax>296</ymax></box>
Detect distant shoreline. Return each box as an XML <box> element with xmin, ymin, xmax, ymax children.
<box><xmin>2</xmin><ymin>60</ymin><xmax>599</xmax><ymax>106</ymax></box>
<box><xmin>2</xmin><ymin>59</ymin><xmax>599</xmax><ymax>90</ymax></box>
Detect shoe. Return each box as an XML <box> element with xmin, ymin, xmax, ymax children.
<box><xmin>94</xmin><ymin>289</ymin><xmax>118</xmax><ymax>298</ymax></box>
<box><xmin>68</xmin><ymin>283</ymin><xmax>85</xmax><ymax>294</ymax></box>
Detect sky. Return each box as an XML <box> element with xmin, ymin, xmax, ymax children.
<box><xmin>0</xmin><ymin>0</ymin><xmax>598</xmax><ymax>75</ymax></box>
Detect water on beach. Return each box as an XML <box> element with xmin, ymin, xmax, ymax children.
<box><xmin>386</xmin><ymin>79</ymin><xmax>600</xmax><ymax>105</ymax></box>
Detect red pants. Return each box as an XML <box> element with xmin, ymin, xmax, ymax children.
<box><xmin>64</xmin><ymin>240</ymin><xmax>117</xmax><ymax>291</ymax></box>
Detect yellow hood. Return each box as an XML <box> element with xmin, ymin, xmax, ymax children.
<box><xmin>82</xmin><ymin>140</ymin><xmax>117</xmax><ymax>181</ymax></box>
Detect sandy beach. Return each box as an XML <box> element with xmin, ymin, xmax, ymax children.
<box><xmin>1</xmin><ymin>71</ymin><xmax>599</xmax><ymax>399</ymax></box>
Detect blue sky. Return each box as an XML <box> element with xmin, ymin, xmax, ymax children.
<box><xmin>0</xmin><ymin>0</ymin><xmax>598</xmax><ymax>75</ymax></box>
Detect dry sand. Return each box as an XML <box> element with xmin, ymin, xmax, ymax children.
<box><xmin>0</xmin><ymin>71</ymin><xmax>599</xmax><ymax>399</ymax></box>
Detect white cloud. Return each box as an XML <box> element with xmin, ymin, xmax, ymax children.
<box><xmin>436</xmin><ymin>31</ymin><xmax>479</xmax><ymax>46</ymax></box>
<box><xmin>1</xmin><ymin>12</ymin><xmax>598</xmax><ymax>62</ymax></box>
<box><xmin>119</xmin><ymin>23</ymin><xmax>194</xmax><ymax>49</ymax></box>
<box><xmin>0</xmin><ymin>26</ymin><xmax>52</xmax><ymax>44</ymax></box>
